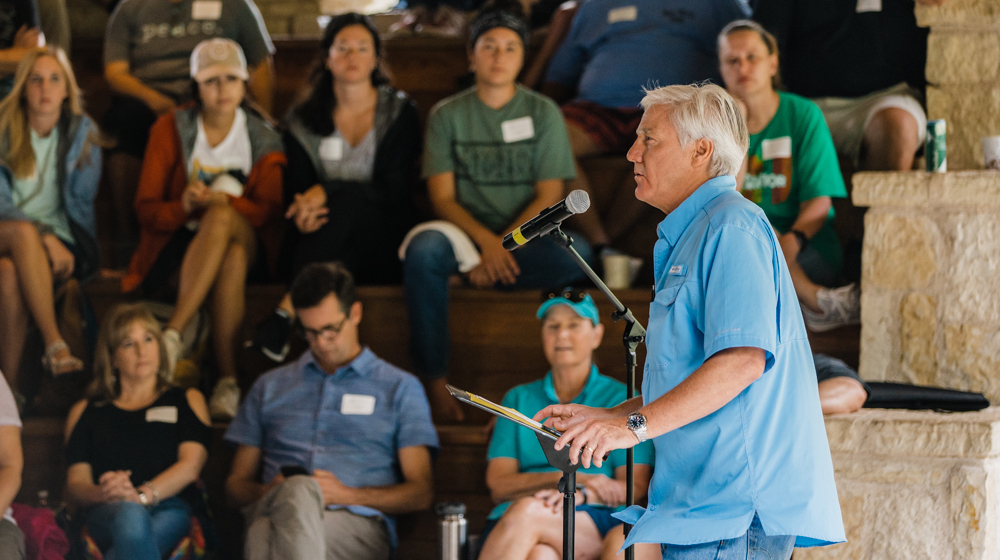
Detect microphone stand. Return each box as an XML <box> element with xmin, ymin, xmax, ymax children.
<box><xmin>545</xmin><ymin>227</ymin><xmax>646</xmax><ymax>560</ymax></box>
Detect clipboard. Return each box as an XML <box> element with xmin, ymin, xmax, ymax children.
<box><xmin>446</xmin><ymin>384</ymin><xmax>562</xmax><ymax>441</ymax></box>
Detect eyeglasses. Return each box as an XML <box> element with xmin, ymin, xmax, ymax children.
<box><xmin>542</xmin><ymin>287</ymin><xmax>587</xmax><ymax>303</ymax></box>
<box><xmin>298</xmin><ymin>315</ymin><xmax>349</xmax><ymax>341</ymax></box>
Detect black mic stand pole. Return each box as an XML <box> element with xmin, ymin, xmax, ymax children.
<box><xmin>545</xmin><ymin>227</ymin><xmax>646</xmax><ymax>560</ymax></box>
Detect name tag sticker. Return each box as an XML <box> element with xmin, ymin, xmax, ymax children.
<box><xmin>319</xmin><ymin>137</ymin><xmax>344</xmax><ymax>161</ymax></box>
<box><xmin>761</xmin><ymin>136</ymin><xmax>792</xmax><ymax>161</ymax></box>
<box><xmin>668</xmin><ymin>264</ymin><xmax>687</xmax><ymax>276</ymax></box>
<box><xmin>146</xmin><ymin>406</ymin><xmax>178</xmax><ymax>424</ymax></box>
<box><xmin>501</xmin><ymin>116</ymin><xmax>535</xmax><ymax>143</ymax></box>
<box><xmin>608</xmin><ymin>6</ymin><xmax>637</xmax><ymax>23</ymax></box>
<box><xmin>856</xmin><ymin>0</ymin><xmax>882</xmax><ymax>12</ymax></box>
<box><xmin>192</xmin><ymin>0</ymin><xmax>222</xmax><ymax>20</ymax></box>
<box><xmin>341</xmin><ymin>394</ymin><xmax>376</xmax><ymax>415</ymax></box>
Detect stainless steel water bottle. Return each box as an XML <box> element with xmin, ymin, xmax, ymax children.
<box><xmin>436</xmin><ymin>502</ymin><xmax>467</xmax><ymax>560</ymax></box>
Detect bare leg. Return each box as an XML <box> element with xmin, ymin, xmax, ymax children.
<box><xmin>209</xmin><ymin>238</ymin><xmax>254</xmax><ymax>382</ymax></box>
<box><xmin>861</xmin><ymin>107</ymin><xmax>921</xmax><ymax>172</ymax></box>
<box><xmin>0</xmin><ymin>258</ymin><xmax>29</xmax><ymax>390</ymax></box>
<box><xmin>167</xmin><ymin>205</ymin><xmax>254</xmax><ymax>333</ymax></box>
<box><xmin>564</xmin><ymin>122</ymin><xmax>611</xmax><ymax>247</ymax></box>
<box><xmin>479</xmin><ymin>497</ymin><xmax>603</xmax><ymax>560</ymax></box>
<box><xmin>599</xmin><ymin>525</ymin><xmax>662</xmax><ymax>560</ymax></box>
<box><xmin>819</xmin><ymin>377</ymin><xmax>868</xmax><ymax>415</ymax></box>
<box><xmin>0</xmin><ymin>222</ymin><xmax>68</xmax><ymax>350</ymax></box>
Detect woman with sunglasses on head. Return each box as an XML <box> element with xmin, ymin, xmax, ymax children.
<box><xmin>248</xmin><ymin>12</ymin><xmax>421</xmax><ymax>365</ymax></box>
<box><xmin>0</xmin><ymin>47</ymin><xmax>101</xmax><ymax>400</ymax></box>
<box><xmin>64</xmin><ymin>303</ymin><xmax>211</xmax><ymax>560</ymax></box>
<box><xmin>122</xmin><ymin>38</ymin><xmax>285</xmax><ymax>421</ymax></box>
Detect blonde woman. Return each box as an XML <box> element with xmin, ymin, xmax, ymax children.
<box><xmin>64</xmin><ymin>303</ymin><xmax>211</xmax><ymax>560</ymax></box>
<box><xmin>0</xmin><ymin>47</ymin><xmax>101</xmax><ymax>397</ymax></box>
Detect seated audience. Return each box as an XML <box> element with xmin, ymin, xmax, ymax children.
<box><xmin>101</xmin><ymin>0</ymin><xmax>274</xmax><ymax>261</ymax></box>
<box><xmin>0</xmin><ymin>0</ymin><xmax>44</xmax><ymax>97</ymax></box>
<box><xmin>122</xmin><ymin>38</ymin><xmax>285</xmax><ymax>420</ymax></box>
<box><xmin>0</xmin><ymin>47</ymin><xmax>100</xmax><ymax>397</ymax></box>
<box><xmin>249</xmin><ymin>13</ymin><xmax>421</xmax><ymax>363</ymax></box>
<box><xmin>64</xmin><ymin>303</ymin><xmax>212</xmax><ymax>560</ymax></box>
<box><xmin>403</xmin><ymin>1</ymin><xmax>591</xmax><ymax>422</ymax></box>
<box><xmin>718</xmin><ymin>21</ymin><xmax>859</xmax><ymax>331</ymax></box>
<box><xmin>0</xmin><ymin>372</ymin><xmax>23</xmax><ymax>560</ymax></box>
<box><xmin>753</xmin><ymin>0</ymin><xmax>949</xmax><ymax>172</ymax></box>
<box><xmin>225</xmin><ymin>262</ymin><xmax>438</xmax><ymax>560</ymax></box>
<box><xmin>478</xmin><ymin>288</ymin><xmax>658</xmax><ymax>560</ymax></box>
<box><xmin>541</xmin><ymin>0</ymin><xmax>750</xmax><ymax>250</ymax></box>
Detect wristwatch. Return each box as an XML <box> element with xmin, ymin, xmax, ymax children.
<box><xmin>137</xmin><ymin>491</ymin><xmax>150</xmax><ymax>508</ymax></box>
<box><xmin>626</xmin><ymin>412</ymin><xmax>647</xmax><ymax>443</ymax></box>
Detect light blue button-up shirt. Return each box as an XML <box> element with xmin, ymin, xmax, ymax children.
<box><xmin>225</xmin><ymin>347</ymin><xmax>440</xmax><ymax>546</ymax></box>
<box><xmin>614</xmin><ymin>176</ymin><xmax>844</xmax><ymax>548</ymax></box>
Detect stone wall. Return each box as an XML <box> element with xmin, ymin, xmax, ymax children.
<box><xmin>798</xmin><ymin>408</ymin><xmax>1000</xmax><ymax>560</ymax></box>
<box><xmin>917</xmin><ymin>0</ymin><xmax>1000</xmax><ymax>170</ymax></box>
<box><xmin>253</xmin><ymin>0</ymin><xmax>400</xmax><ymax>37</ymax></box>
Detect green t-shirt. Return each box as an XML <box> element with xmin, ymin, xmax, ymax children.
<box><xmin>486</xmin><ymin>366</ymin><xmax>655</xmax><ymax>520</ymax></box>
<box><xmin>423</xmin><ymin>86</ymin><xmax>576</xmax><ymax>234</ymax></box>
<box><xmin>12</xmin><ymin>129</ymin><xmax>73</xmax><ymax>243</ymax></box>
<box><xmin>741</xmin><ymin>92</ymin><xmax>847</xmax><ymax>272</ymax></box>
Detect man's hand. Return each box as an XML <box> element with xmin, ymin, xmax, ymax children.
<box><xmin>181</xmin><ymin>181</ymin><xmax>210</xmax><ymax>214</ymax></box>
<box><xmin>42</xmin><ymin>234</ymin><xmax>74</xmax><ymax>281</ymax></box>
<box><xmin>98</xmin><ymin>470</ymin><xmax>137</xmax><ymax>503</ymax></box>
<box><xmin>533</xmin><ymin>403</ymin><xmax>615</xmax><ymax>432</ymax></box>
<box><xmin>478</xmin><ymin>236</ymin><xmax>520</xmax><ymax>286</ymax></box>
<box><xmin>13</xmin><ymin>25</ymin><xmax>41</xmax><ymax>48</ymax></box>
<box><xmin>551</xmin><ymin>415</ymin><xmax>637</xmax><ymax>469</ymax></box>
<box><xmin>313</xmin><ymin>469</ymin><xmax>354</xmax><ymax>507</ymax></box>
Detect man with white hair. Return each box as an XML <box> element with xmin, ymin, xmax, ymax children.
<box><xmin>535</xmin><ymin>83</ymin><xmax>845</xmax><ymax>559</ymax></box>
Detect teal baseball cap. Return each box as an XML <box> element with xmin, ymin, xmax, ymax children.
<box><xmin>536</xmin><ymin>288</ymin><xmax>601</xmax><ymax>326</ymax></box>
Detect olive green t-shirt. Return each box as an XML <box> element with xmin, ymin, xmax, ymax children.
<box><xmin>423</xmin><ymin>86</ymin><xmax>576</xmax><ymax>234</ymax></box>
<box><xmin>741</xmin><ymin>91</ymin><xmax>847</xmax><ymax>273</ymax></box>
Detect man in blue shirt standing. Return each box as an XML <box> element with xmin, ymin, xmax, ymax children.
<box><xmin>535</xmin><ymin>83</ymin><xmax>844</xmax><ymax>559</ymax></box>
<box><xmin>225</xmin><ymin>262</ymin><xmax>439</xmax><ymax>560</ymax></box>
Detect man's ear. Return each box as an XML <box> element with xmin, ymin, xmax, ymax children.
<box><xmin>350</xmin><ymin>300</ymin><xmax>363</xmax><ymax>324</ymax></box>
<box><xmin>692</xmin><ymin>137</ymin><xmax>715</xmax><ymax>169</ymax></box>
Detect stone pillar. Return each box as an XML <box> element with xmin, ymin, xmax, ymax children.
<box><xmin>798</xmin><ymin>408</ymin><xmax>1000</xmax><ymax>560</ymax></box>
<box><xmin>918</xmin><ymin>0</ymin><xmax>1000</xmax><ymax>170</ymax></box>
<box><xmin>854</xmin><ymin>171</ymin><xmax>1000</xmax><ymax>403</ymax></box>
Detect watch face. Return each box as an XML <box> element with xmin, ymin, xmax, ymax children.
<box><xmin>627</xmin><ymin>413</ymin><xmax>644</xmax><ymax>430</ymax></box>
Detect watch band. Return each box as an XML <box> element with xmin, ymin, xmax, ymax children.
<box><xmin>791</xmin><ymin>229</ymin><xmax>809</xmax><ymax>251</ymax></box>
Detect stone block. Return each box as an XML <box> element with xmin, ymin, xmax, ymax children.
<box><xmin>926</xmin><ymin>30</ymin><xmax>1000</xmax><ymax>85</ymax></box>
<box><xmin>859</xmin><ymin>289</ymin><xmax>901</xmax><ymax>382</ymax></box>
<box><xmin>951</xmin><ymin>466</ymin><xmax>988</xmax><ymax>560</ymax></box>
<box><xmin>823</xmin><ymin>408</ymin><xmax>1000</xmax><ymax>459</ymax></box>
<box><xmin>916</xmin><ymin>0</ymin><xmax>1000</xmax><ymax>27</ymax></box>
<box><xmin>927</xmin><ymin>84</ymin><xmax>1000</xmax><ymax>170</ymax></box>
<box><xmin>941</xmin><ymin>213</ymin><xmax>1000</xmax><ymax>325</ymax></box>
<box><xmin>942</xmin><ymin>324</ymin><xmax>1000</xmax><ymax>401</ymax></box>
<box><xmin>264</xmin><ymin>2</ymin><xmax>309</xmax><ymax>18</ymax></box>
<box><xmin>795</xmin><ymin>489</ymin><xmax>866</xmax><ymax>560</ymax></box>
<box><xmin>862</xmin><ymin>213</ymin><xmax>938</xmax><ymax>291</ymax></box>
<box><xmin>900</xmin><ymin>293</ymin><xmax>938</xmax><ymax>384</ymax></box>
<box><xmin>291</xmin><ymin>13</ymin><xmax>323</xmax><ymax>37</ymax></box>
<box><xmin>869</xmin><ymin>489</ymin><xmax>950</xmax><ymax>560</ymax></box>
<box><xmin>263</xmin><ymin>16</ymin><xmax>290</xmax><ymax>36</ymax></box>
<box><xmin>852</xmin><ymin>171</ymin><xmax>931</xmax><ymax>207</ymax></box>
<box><xmin>938</xmin><ymin>171</ymin><xmax>1000</xmax><ymax>205</ymax></box>
<box><xmin>832</xmin><ymin>456</ymin><xmax>950</xmax><ymax>486</ymax></box>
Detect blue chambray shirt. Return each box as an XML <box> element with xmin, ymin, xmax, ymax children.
<box><xmin>614</xmin><ymin>176</ymin><xmax>844</xmax><ymax>548</ymax></box>
<box><xmin>224</xmin><ymin>347</ymin><xmax>440</xmax><ymax>546</ymax></box>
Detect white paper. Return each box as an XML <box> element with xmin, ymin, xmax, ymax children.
<box><xmin>608</xmin><ymin>6</ymin><xmax>638</xmax><ymax>23</ymax></box>
<box><xmin>192</xmin><ymin>0</ymin><xmax>222</xmax><ymax>20</ymax></box>
<box><xmin>762</xmin><ymin>136</ymin><xmax>792</xmax><ymax>161</ymax></box>
<box><xmin>341</xmin><ymin>394</ymin><xmax>376</xmax><ymax>415</ymax></box>
<box><xmin>856</xmin><ymin>0</ymin><xmax>882</xmax><ymax>13</ymax></box>
<box><xmin>146</xmin><ymin>406</ymin><xmax>178</xmax><ymax>423</ymax></box>
<box><xmin>501</xmin><ymin>116</ymin><xmax>535</xmax><ymax>143</ymax></box>
<box><xmin>319</xmin><ymin>136</ymin><xmax>344</xmax><ymax>161</ymax></box>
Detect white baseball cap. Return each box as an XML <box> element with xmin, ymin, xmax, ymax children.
<box><xmin>190</xmin><ymin>38</ymin><xmax>249</xmax><ymax>82</ymax></box>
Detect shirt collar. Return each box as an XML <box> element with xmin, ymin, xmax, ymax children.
<box><xmin>301</xmin><ymin>346</ymin><xmax>377</xmax><ymax>378</ymax></box>
<box><xmin>657</xmin><ymin>175</ymin><xmax>737</xmax><ymax>247</ymax></box>
<box><xmin>543</xmin><ymin>364</ymin><xmax>600</xmax><ymax>404</ymax></box>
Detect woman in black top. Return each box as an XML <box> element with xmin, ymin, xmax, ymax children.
<box><xmin>64</xmin><ymin>303</ymin><xmax>212</xmax><ymax>560</ymax></box>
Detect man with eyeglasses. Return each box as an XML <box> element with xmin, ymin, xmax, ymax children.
<box><xmin>223</xmin><ymin>262</ymin><xmax>439</xmax><ymax>560</ymax></box>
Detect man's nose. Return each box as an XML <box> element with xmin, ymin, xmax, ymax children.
<box><xmin>627</xmin><ymin>140</ymin><xmax>642</xmax><ymax>163</ymax></box>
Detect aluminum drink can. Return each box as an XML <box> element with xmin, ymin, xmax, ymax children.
<box><xmin>927</xmin><ymin>119</ymin><xmax>947</xmax><ymax>172</ymax></box>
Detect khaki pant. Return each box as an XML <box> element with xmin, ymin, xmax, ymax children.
<box><xmin>243</xmin><ymin>476</ymin><xmax>391</xmax><ymax>560</ymax></box>
<box><xmin>0</xmin><ymin>518</ymin><xmax>25</xmax><ymax>560</ymax></box>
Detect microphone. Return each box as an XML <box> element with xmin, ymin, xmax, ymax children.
<box><xmin>503</xmin><ymin>190</ymin><xmax>590</xmax><ymax>250</ymax></box>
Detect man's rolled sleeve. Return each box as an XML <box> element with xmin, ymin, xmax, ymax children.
<box><xmin>394</xmin><ymin>376</ymin><xmax>440</xmax><ymax>455</ymax></box>
<box><xmin>702</xmin><ymin>224</ymin><xmax>778</xmax><ymax>370</ymax></box>
<box><xmin>224</xmin><ymin>376</ymin><xmax>265</xmax><ymax>448</ymax></box>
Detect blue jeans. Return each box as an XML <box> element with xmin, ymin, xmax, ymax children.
<box><xmin>403</xmin><ymin>229</ymin><xmax>593</xmax><ymax>379</ymax></box>
<box><xmin>661</xmin><ymin>515</ymin><xmax>794</xmax><ymax>560</ymax></box>
<box><xmin>85</xmin><ymin>497</ymin><xmax>192</xmax><ymax>560</ymax></box>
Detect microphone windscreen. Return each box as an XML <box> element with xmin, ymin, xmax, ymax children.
<box><xmin>566</xmin><ymin>189</ymin><xmax>591</xmax><ymax>214</ymax></box>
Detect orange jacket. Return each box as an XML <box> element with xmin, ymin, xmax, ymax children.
<box><xmin>123</xmin><ymin>106</ymin><xmax>286</xmax><ymax>292</ymax></box>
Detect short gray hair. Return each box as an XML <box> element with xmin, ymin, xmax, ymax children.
<box><xmin>639</xmin><ymin>83</ymin><xmax>748</xmax><ymax>177</ymax></box>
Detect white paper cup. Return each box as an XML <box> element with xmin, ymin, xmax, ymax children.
<box><xmin>983</xmin><ymin>136</ymin><xmax>1000</xmax><ymax>170</ymax></box>
<box><xmin>602</xmin><ymin>254</ymin><xmax>631</xmax><ymax>290</ymax></box>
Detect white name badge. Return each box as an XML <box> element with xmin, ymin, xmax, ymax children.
<box><xmin>856</xmin><ymin>0</ymin><xmax>882</xmax><ymax>13</ymax></box>
<box><xmin>146</xmin><ymin>406</ymin><xmax>178</xmax><ymax>424</ymax></box>
<box><xmin>608</xmin><ymin>6</ymin><xmax>638</xmax><ymax>24</ymax></box>
<box><xmin>192</xmin><ymin>0</ymin><xmax>222</xmax><ymax>20</ymax></box>
<box><xmin>668</xmin><ymin>264</ymin><xmax>687</xmax><ymax>276</ymax></box>
<box><xmin>319</xmin><ymin>137</ymin><xmax>344</xmax><ymax>161</ymax></box>
<box><xmin>501</xmin><ymin>116</ymin><xmax>535</xmax><ymax>143</ymax></box>
<box><xmin>761</xmin><ymin>136</ymin><xmax>792</xmax><ymax>161</ymax></box>
<box><xmin>341</xmin><ymin>394</ymin><xmax>376</xmax><ymax>415</ymax></box>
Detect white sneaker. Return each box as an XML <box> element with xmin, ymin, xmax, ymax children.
<box><xmin>162</xmin><ymin>328</ymin><xmax>183</xmax><ymax>380</ymax></box>
<box><xmin>209</xmin><ymin>377</ymin><xmax>241</xmax><ymax>421</ymax></box>
<box><xmin>802</xmin><ymin>283</ymin><xmax>861</xmax><ymax>333</ymax></box>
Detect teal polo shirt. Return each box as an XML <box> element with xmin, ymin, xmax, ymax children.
<box><xmin>486</xmin><ymin>365</ymin><xmax>655</xmax><ymax>520</ymax></box>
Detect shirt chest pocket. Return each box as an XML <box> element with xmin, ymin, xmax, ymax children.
<box><xmin>653</xmin><ymin>284</ymin><xmax>682</xmax><ymax>307</ymax></box>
